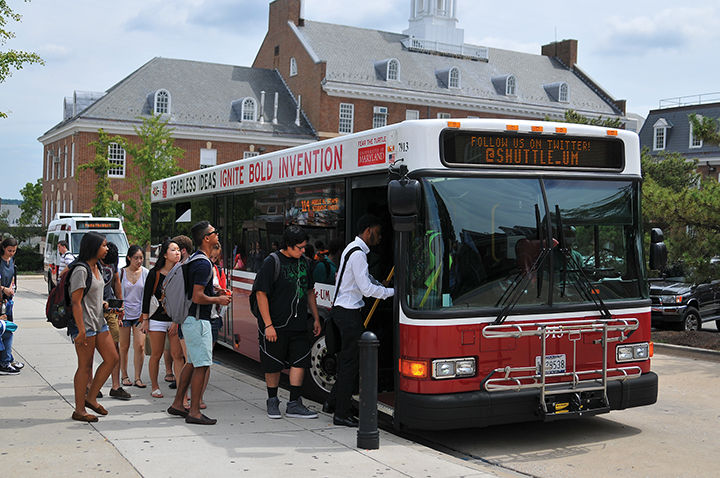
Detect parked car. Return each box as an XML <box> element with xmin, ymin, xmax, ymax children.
<box><xmin>650</xmin><ymin>264</ymin><xmax>720</xmax><ymax>331</ymax></box>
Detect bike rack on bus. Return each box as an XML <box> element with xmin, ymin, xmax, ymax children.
<box><xmin>481</xmin><ymin>318</ymin><xmax>642</xmax><ymax>418</ymax></box>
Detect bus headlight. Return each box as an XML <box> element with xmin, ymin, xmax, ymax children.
<box><xmin>616</xmin><ymin>343</ymin><xmax>649</xmax><ymax>362</ymax></box>
<box><xmin>432</xmin><ymin>357</ymin><xmax>476</xmax><ymax>379</ymax></box>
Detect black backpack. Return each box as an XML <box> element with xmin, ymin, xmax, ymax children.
<box><xmin>249</xmin><ymin>252</ymin><xmax>281</xmax><ymax>322</ymax></box>
<box><xmin>45</xmin><ymin>261</ymin><xmax>92</xmax><ymax>329</ymax></box>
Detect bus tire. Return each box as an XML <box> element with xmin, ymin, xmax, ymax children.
<box><xmin>303</xmin><ymin>334</ymin><xmax>336</xmax><ymax>403</ymax></box>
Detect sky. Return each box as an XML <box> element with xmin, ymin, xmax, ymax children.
<box><xmin>1</xmin><ymin>0</ymin><xmax>719</xmax><ymax>200</ymax></box>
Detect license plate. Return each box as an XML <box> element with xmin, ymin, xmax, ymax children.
<box><xmin>536</xmin><ymin>354</ymin><xmax>566</xmax><ymax>375</ymax></box>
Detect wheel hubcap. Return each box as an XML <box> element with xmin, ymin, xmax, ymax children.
<box><xmin>309</xmin><ymin>336</ymin><xmax>337</xmax><ymax>393</ymax></box>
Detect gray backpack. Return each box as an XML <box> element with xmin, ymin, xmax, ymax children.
<box><xmin>161</xmin><ymin>252</ymin><xmax>213</xmax><ymax>324</ymax></box>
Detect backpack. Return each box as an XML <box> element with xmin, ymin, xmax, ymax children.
<box><xmin>161</xmin><ymin>252</ymin><xmax>213</xmax><ymax>324</ymax></box>
<box><xmin>249</xmin><ymin>252</ymin><xmax>281</xmax><ymax>322</ymax></box>
<box><xmin>45</xmin><ymin>261</ymin><xmax>92</xmax><ymax>329</ymax></box>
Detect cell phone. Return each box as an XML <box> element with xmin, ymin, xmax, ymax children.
<box><xmin>107</xmin><ymin>298</ymin><xmax>123</xmax><ymax>309</ymax></box>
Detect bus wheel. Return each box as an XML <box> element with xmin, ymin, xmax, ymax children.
<box><xmin>306</xmin><ymin>335</ymin><xmax>336</xmax><ymax>400</ymax></box>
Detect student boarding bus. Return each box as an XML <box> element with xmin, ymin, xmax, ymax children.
<box><xmin>44</xmin><ymin>214</ymin><xmax>130</xmax><ymax>292</ymax></box>
<box><xmin>150</xmin><ymin>119</ymin><xmax>659</xmax><ymax>430</ymax></box>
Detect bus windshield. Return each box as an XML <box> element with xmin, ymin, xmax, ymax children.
<box><xmin>71</xmin><ymin>232</ymin><xmax>129</xmax><ymax>256</ymax></box>
<box><xmin>405</xmin><ymin>177</ymin><xmax>646</xmax><ymax>313</ymax></box>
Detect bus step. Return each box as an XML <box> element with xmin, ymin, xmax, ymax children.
<box><xmin>539</xmin><ymin>391</ymin><xmax>610</xmax><ymax>421</ymax></box>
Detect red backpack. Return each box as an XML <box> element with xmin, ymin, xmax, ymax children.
<box><xmin>46</xmin><ymin>261</ymin><xmax>92</xmax><ymax>329</ymax></box>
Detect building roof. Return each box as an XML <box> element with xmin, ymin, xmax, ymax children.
<box><xmin>41</xmin><ymin>57</ymin><xmax>315</xmax><ymax>141</ymax></box>
<box><xmin>295</xmin><ymin>20</ymin><xmax>620</xmax><ymax>117</ymax></box>
<box><xmin>639</xmin><ymin>103</ymin><xmax>720</xmax><ymax>160</ymax></box>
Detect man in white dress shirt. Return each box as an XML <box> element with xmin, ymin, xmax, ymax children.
<box><xmin>327</xmin><ymin>214</ymin><xmax>394</xmax><ymax>427</ymax></box>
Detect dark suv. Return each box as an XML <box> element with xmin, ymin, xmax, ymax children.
<box><xmin>650</xmin><ymin>266</ymin><xmax>720</xmax><ymax>331</ymax></box>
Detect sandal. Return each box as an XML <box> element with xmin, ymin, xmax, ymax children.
<box><xmin>151</xmin><ymin>389</ymin><xmax>164</xmax><ymax>398</ymax></box>
<box><xmin>85</xmin><ymin>400</ymin><xmax>108</xmax><ymax>416</ymax></box>
<box><xmin>164</xmin><ymin>373</ymin><xmax>175</xmax><ymax>383</ymax></box>
<box><xmin>72</xmin><ymin>411</ymin><xmax>98</xmax><ymax>422</ymax></box>
<box><xmin>167</xmin><ymin>406</ymin><xmax>189</xmax><ymax>418</ymax></box>
<box><xmin>121</xmin><ymin>376</ymin><xmax>132</xmax><ymax>387</ymax></box>
<box><xmin>134</xmin><ymin>379</ymin><xmax>147</xmax><ymax>388</ymax></box>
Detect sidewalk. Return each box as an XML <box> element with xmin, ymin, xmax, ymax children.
<box><xmin>1</xmin><ymin>277</ymin><xmax>502</xmax><ymax>478</ymax></box>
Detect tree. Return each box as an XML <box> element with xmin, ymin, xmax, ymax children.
<box><xmin>18</xmin><ymin>177</ymin><xmax>41</xmax><ymax>225</ymax></box>
<box><xmin>546</xmin><ymin>109</ymin><xmax>625</xmax><ymax>128</ymax></box>
<box><xmin>116</xmin><ymin>115</ymin><xmax>184</xmax><ymax>246</ymax></box>
<box><xmin>80</xmin><ymin>129</ymin><xmax>124</xmax><ymax>217</ymax></box>
<box><xmin>688</xmin><ymin>113</ymin><xmax>720</xmax><ymax>146</ymax></box>
<box><xmin>1</xmin><ymin>0</ymin><xmax>44</xmax><ymax>118</ymax></box>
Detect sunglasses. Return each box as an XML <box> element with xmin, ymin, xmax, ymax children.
<box><xmin>204</xmin><ymin>229</ymin><xmax>220</xmax><ymax>238</ymax></box>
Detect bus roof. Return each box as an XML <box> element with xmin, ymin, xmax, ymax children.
<box><xmin>151</xmin><ymin>118</ymin><xmax>640</xmax><ymax>203</ymax></box>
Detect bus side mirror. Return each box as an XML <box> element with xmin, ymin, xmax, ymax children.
<box><xmin>649</xmin><ymin>228</ymin><xmax>667</xmax><ymax>271</ymax></box>
<box><xmin>388</xmin><ymin>179</ymin><xmax>421</xmax><ymax>232</ymax></box>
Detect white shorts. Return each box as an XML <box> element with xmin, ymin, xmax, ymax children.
<box><xmin>148</xmin><ymin>320</ymin><xmax>173</xmax><ymax>333</ymax></box>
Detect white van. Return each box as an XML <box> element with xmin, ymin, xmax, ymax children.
<box><xmin>44</xmin><ymin>214</ymin><xmax>130</xmax><ymax>292</ymax></box>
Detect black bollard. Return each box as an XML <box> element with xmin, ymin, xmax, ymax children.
<box><xmin>357</xmin><ymin>330</ymin><xmax>379</xmax><ymax>449</ymax></box>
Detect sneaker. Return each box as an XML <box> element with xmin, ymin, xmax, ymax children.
<box><xmin>286</xmin><ymin>398</ymin><xmax>318</xmax><ymax>419</ymax></box>
<box><xmin>109</xmin><ymin>387</ymin><xmax>131</xmax><ymax>400</ymax></box>
<box><xmin>0</xmin><ymin>363</ymin><xmax>20</xmax><ymax>375</ymax></box>
<box><xmin>266</xmin><ymin>397</ymin><xmax>282</xmax><ymax>419</ymax></box>
<box><xmin>11</xmin><ymin>361</ymin><xmax>24</xmax><ymax>369</ymax></box>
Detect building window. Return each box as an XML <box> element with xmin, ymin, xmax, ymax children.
<box><xmin>339</xmin><ymin>103</ymin><xmax>354</xmax><ymax>134</ymax></box>
<box><xmin>387</xmin><ymin>59</ymin><xmax>399</xmax><ymax>81</ymax></box>
<box><xmin>69</xmin><ymin>197</ymin><xmax>73</xmax><ymax>214</ymax></box>
<box><xmin>406</xmin><ymin>109</ymin><xmax>420</xmax><ymax>120</ymax></box>
<box><xmin>290</xmin><ymin>57</ymin><xmax>298</xmax><ymax>77</ymax></box>
<box><xmin>200</xmin><ymin>148</ymin><xmax>217</xmax><ymax>169</ymax></box>
<box><xmin>71</xmin><ymin>143</ymin><xmax>75</xmax><ymax>177</ymax></box>
<box><xmin>558</xmin><ymin>83</ymin><xmax>569</xmax><ymax>102</ymax></box>
<box><xmin>506</xmin><ymin>75</ymin><xmax>516</xmax><ymax>96</ymax></box>
<box><xmin>373</xmin><ymin>106</ymin><xmax>388</xmax><ymax>129</ymax></box>
<box><xmin>107</xmin><ymin>142</ymin><xmax>126</xmax><ymax>177</ymax></box>
<box><xmin>64</xmin><ymin>145</ymin><xmax>68</xmax><ymax>177</ymax></box>
<box><xmin>244</xmin><ymin>151</ymin><xmax>260</xmax><ymax>159</ymax></box>
<box><xmin>654</xmin><ymin>128</ymin><xmax>666</xmax><ymax>151</ymax></box>
<box><xmin>437</xmin><ymin>112</ymin><xmax>451</xmax><ymax>119</ymax></box>
<box><xmin>45</xmin><ymin>151</ymin><xmax>50</xmax><ymax>180</ymax></box>
<box><xmin>154</xmin><ymin>89</ymin><xmax>170</xmax><ymax>115</ymax></box>
<box><xmin>690</xmin><ymin>122</ymin><xmax>703</xmax><ymax>149</ymax></box>
<box><xmin>241</xmin><ymin>98</ymin><xmax>257</xmax><ymax>121</ymax></box>
<box><xmin>449</xmin><ymin>67</ymin><xmax>460</xmax><ymax>88</ymax></box>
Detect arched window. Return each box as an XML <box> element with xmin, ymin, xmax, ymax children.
<box><xmin>290</xmin><ymin>57</ymin><xmax>298</xmax><ymax>77</ymax></box>
<box><xmin>448</xmin><ymin>67</ymin><xmax>460</xmax><ymax>88</ymax></box>
<box><xmin>387</xmin><ymin>59</ymin><xmax>399</xmax><ymax>81</ymax></box>
<box><xmin>506</xmin><ymin>75</ymin><xmax>516</xmax><ymax>96</ymax></box>
<box><xmin>154</xmin><ymin>89</ymin><xmax>170</xmax><ymax>115</ymax></box>
<box><xmin>559</xmin><ymin>83</ymin><xmax>569</xmax><ymax>102</ymax></box>
<box><xmin>242</xmin><ymin>98</ymin><xmax>257</xmax><ymax>121</ymax></box>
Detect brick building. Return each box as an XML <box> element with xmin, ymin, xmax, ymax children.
<box><xmin>38</xmin><ymin>58</ymin><xmax>316</xmax><ymax>226</ymax></box>
<box><xmin>253</xmin><ymin>0</ymin><xmax>631</xmax><ymax>140</ymax></box>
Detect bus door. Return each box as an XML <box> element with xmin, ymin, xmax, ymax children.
<box><xmin>350</xmin><ymin>175</ymin><xmax>395</xmax><ymax>393</ymax></box>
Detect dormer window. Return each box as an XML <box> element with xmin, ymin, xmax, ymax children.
<box><xmin>154</xmin><ymin>89</ymin><xmax>170</xmax><ymax>115</ymax></box>
<box><xmin>558</xmin><ymin>83</ymin><xmax>569</xmax><ymax>102</ymax></box>
<box><xmin>241</xmin><ymin>98</ymin><xmax>257</xmax><ymax>121</ymax></box>
<box><xmin>290</xmin><ymin>57</ymin><xmax>298</xmax><ymax>77</ymax></box>
<box><xmin>543</xmin><ymin>82</ymin><xmax>569</xmax><ymax>102</ymax></box>
<box><xmin>387</xmin><ymin>59</ymin><xmax>399</xmax><ymax>81</ymax></box>
<box><xmin>506</xmin><ymin>75</ymin><xmax>516</xmax><ymax>96</ymax></box>
<box><xmin>448</xmin><ymin>67</ymin><xmax>460</xmax><ymax>88</ymax></box>
<box><xmin>653</xmin><ymin>118</ymin><xmax>672</xmax><ymax>151</ymax></box>
<box><xmin>690</xmin><ymin>118</ymin><xmax>703</xmax><ymax>149</ymax></box>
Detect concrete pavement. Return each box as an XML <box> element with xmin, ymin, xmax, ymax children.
<box><xmin>1</xmin><ymin>276</ymin><xmax>503</xmax><ymax>478</ymax></box>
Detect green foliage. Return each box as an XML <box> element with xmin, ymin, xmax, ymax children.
<box><xmin>14</xmin><ymin>245</ymin><xmax>42</xmax><ymax>272</ymax></box>
<box><xmin>688</xmin><ymin>113</ymin><xmax>720</xmax><ymax>146</ymax></box>
<box><xmin>115</xmin><ymin>115</ymin><xmax>184</xmax><ymax>247</ymax></box>
<box><xmin>642</xmin><ymin>149</ymin><xmax>720</xmax><ymax>281</ymax></box>
<box><xmin>80</xmin><ymin>129</ymin><xmax>124</xmax><ymax>217</ymax></box>
<box><xmin>18</xmin><ymin>178</ymin><xmax>41</xmax><ymax>225</ymax></box>
<box><xmin>545</xmin><ymin>109</ymin><xmax>625</xmax><ymax>128</ymax></box>
<box><xmin>1</xmin><ymin>0</ymin><xmax>44</xmax><ymax>118</ymax></box>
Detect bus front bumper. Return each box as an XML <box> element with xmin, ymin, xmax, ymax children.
<box><xmin>394</xmin><ymin>371</ymin><xmax>658</xmax><ymax>431</ymax></box>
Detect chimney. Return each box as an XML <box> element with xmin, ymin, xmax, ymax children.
<box><xmin>273</xmin><ymin>92</ymin><xmax>279</xmax><ymax>124</ymax></box>
<box><xmin>268</xmin><ymin>0</ymin><xmax>302</xmax><ymax>31</ymax></box>
<box><xmin>259</xmin><ymin>91</ymin><xmax>266</xmax><ymax>123</ymax></box>
<box><xmin>295</xmin><ymin>95</ymin><xmax>302</xmax><ymax>126</ymax></box>
<box><xmin>541</xmin><ymin>39</ymin><xmax>578</xmax><ymax>67</ymax></box>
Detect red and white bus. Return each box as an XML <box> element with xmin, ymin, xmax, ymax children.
<box><xmin>150</xmin><ymin>119</ymin><xmax>658</xmax><ymax>430</ymax></box>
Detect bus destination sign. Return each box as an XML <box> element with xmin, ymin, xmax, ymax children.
<box><xmin>76</xmin><ymin>221</ymin><xmax>120</xmax><ymax>230</ymax></box>
<box><xmin>442</xmin><ymin>131</ymin><xmax>625</xmax><ymax>170</ymax></box>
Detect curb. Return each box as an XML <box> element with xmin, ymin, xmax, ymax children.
<box><xmin>654</xmin><ymin>342</ymin><xmax>720</xmax><ymax>360</ymax></box>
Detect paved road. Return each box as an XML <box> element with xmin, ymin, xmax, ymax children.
<box><xmin>413</xmin><ymin>342</ymin><xmax>720</xmax><ymax>477</ymax></box>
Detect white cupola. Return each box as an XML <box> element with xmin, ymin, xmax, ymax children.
<box><xmin>404</xmin><ymin>0</ymin><xmax>464</xmax><ymax>47</ymax></box>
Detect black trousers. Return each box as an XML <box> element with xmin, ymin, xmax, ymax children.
<box><xmin>327</xmin><ymin>306</ymin><xmax>363</xmax><ymax>418</ymax></box>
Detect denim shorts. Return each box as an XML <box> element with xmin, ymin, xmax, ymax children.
<box><xmin>122</xmin><ymin>317</ymin><xmax>140</xmax><ymax>328</ymax></box>
<box><xmin>180</xmin><ymin>316</ymin><xmax>212</xmax><ymax>367</ymax></box>
<box><xmin>68</xmin><ymin>324</ymin><xmax>110</xmax><ymax>342</ymax></box>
